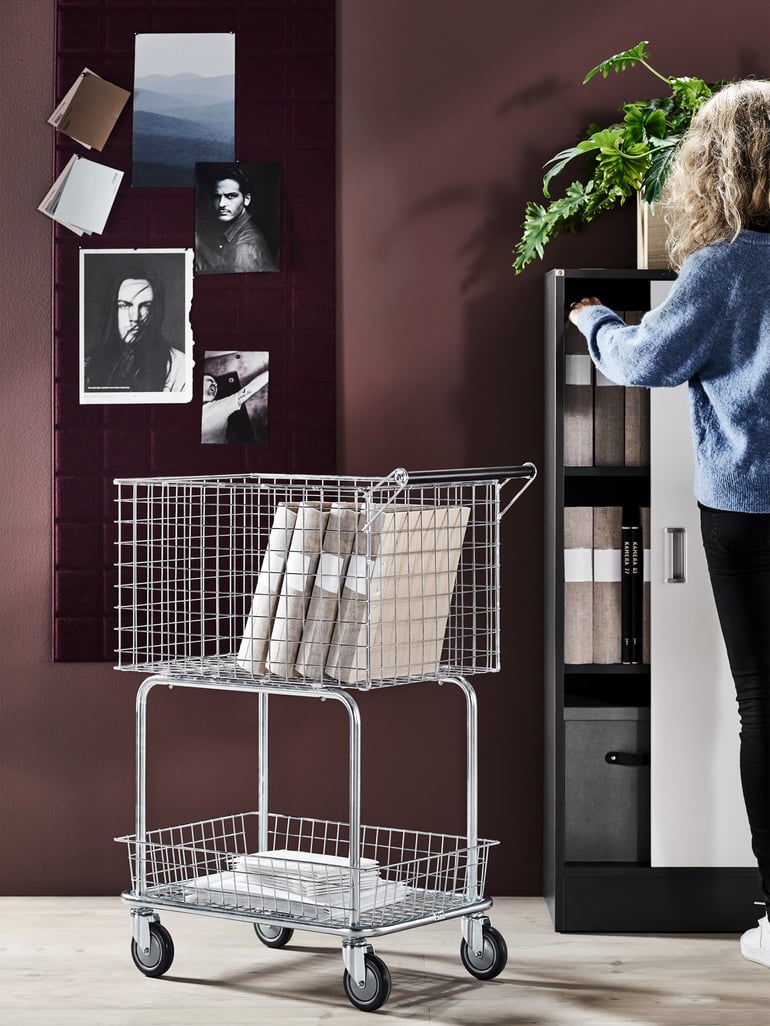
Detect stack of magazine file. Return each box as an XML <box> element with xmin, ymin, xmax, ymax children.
<box><xmin>237</xmin><ymin>500</ymin><xmax>470</xmax><ymax>683</ymax></box>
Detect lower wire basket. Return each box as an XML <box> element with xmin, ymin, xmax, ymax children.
<box><xmin>116</xmin><ymin>811</ymin><xmax>497</xmax><ymax>932</ymax></box>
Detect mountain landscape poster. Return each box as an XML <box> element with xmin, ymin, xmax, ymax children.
<box><xmin>132</xmin><ymin>33</ymin><xmax>235</xmax><ymax>188</ymax></box>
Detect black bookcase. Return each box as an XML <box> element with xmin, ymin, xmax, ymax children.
<box><xmin>544</xmin><ymin>269</ymin><xmax>757</xmax><ymax>932</ymax></box>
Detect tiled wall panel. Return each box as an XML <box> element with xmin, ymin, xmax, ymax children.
<box><xmin>53</xmin><ymin>0</ymin><xmax>336</xmax><ymax>660</ymax></box>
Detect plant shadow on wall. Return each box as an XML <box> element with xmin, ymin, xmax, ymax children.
<box><xmin>399</xmin><ymin>180</ymin><xmax>544</xmax><ymax>469</ymax></box>
<box><xmin>395</xmin><ymin>80</ymin><xmax>575</xmax><ymax>469</ymax></box>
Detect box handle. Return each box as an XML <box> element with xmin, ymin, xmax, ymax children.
<box><xmin>605</xmin><ymin>751</ymin><xmax>650</xmax><ymax>767</ymax></box>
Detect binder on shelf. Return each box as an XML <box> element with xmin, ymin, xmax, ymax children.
<box><xmin>629</xmin><ymin>523</ymin><xmax>643</xmax><ymax>663</ymax></box>
<box><xmin>237</xmin><ymin>503</ymin><xmax>298</xmax><ymax>676</ymax></box>
<box><xmin>621</xmin><ymin>524</ymin><xmax>633</xmax><ymax>664</ymax></box>
<box><xmin>623</xmin><ymin>311</ymin><xmax>650</xmax><ymax>467</ymax></box>
<box><xmin>641</xmin><ymin>506</ymin><xmax>651</xmax><ymax>664</ymax></box>
<box><xmin>295</xmin><ymin>503</ymin><xmax>360</xmax><ymax>682</ymax></box>
<box><xmin>563</xmin><ymin>506</ymin><xmax>593</xmax><ymax>665</ymax></box>
<box><xmin>621</xmin><ymin>520</ymin><xmax>644</xmax><ymax>664</ymax></box>
<box><xmin>267</xmin><ymin>503</ymin><xmax>330</xmax><ymax>678</ymax></box>
<box><xmin>624</xmin><ymin>386</ymin><xmax>651</xmax><ymax>467</ymax></box>
<box><xmin>594</xmin><ymin>368</ymin><xmax>625</xmax><ymax>467</ymax></box>
<box><xmin>593</xmin><ymin>506</ymin><xmax>623</xmax><ymax>664</ymax></box>
<box><xmin>564</xmin><ymin>322</ymin><xmax>594</xmax><ymax>467</ymax></box>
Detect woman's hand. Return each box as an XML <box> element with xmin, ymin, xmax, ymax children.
<box><xmin>568</xmin><ymin>296</ymin><xmax>603</xmax><ymax>324</ymax></box>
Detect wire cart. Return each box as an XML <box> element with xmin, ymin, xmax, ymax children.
<box><xmin>114</xmin><ymin>464</ymin><xmax>536</xmax><ymax>1011</ymax></box>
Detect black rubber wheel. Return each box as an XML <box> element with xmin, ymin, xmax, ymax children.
<box><xmin>342</xmin><ymin>953</ymin><xmax>392</xmax><ymax>1012</ymax></box>
<box><xmin>130</xmin><ymin>921</ymin><xmax>175</xmax><ymax>978</ymax></box>
<box><xmin>253</xmin><ymin>923</ymin><xmax>294</xmax><ymax>948</ymax></box>
<box><xmin>460</xmin><ymin>924</ymin><xmax>508</xmax><ymax>981</ymax></box>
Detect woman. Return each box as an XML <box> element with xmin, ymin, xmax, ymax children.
<box><xmin>85</xmin><ymin>268</ymin><xmax>184</xmax><ymax>393</ymax></box>
<box><xmin>569</xmin><ymin>79</ymin><xmax>770</xmax><ymax>967</ymax></box>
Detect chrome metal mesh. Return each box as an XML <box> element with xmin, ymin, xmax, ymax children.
<box><xmin>117</xmin><ymin>811</ymin><xmax>496</xmax><ymax>930</ymax></box>
<box><xmin>114</xmin><ymin>470</ymin><xmax>511</xmax><ymax>687</ymax></box>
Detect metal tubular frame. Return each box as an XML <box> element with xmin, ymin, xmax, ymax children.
<box><xmin>128</xmin><ymin>673</ymin><xmax>489</xmax><ymax>952</ymax></box>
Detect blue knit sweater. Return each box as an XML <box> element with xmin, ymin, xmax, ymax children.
<box><xmin>574</xmin><ymin>230</ymin><xmax>770</xmax><ymax>512</ymax></box>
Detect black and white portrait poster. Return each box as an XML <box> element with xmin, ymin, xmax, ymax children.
<box><xmin>79</xmin><ymin>249</ymin><xmax>193</xmax><ymax>404</ymax></box>
<box><xmin>132</xmin><ymin>33</ymin><xmax>235</xmax><ymax>188</ymax></box>
<box><xmin>195</xmin><ymin>162</ymin><xmax>281</xmax><ymax>274</ymax></box>
<box><xmin>201</xmin><ymin>351</ymin><xmax>269</xmax><ymax>445</ymax></box>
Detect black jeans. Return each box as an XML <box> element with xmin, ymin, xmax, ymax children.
<box><xmin>700</xmin><ymin>503</ymin><xmax>770</xmax><ymax>912</ymax></box>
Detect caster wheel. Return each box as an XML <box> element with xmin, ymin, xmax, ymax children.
<box><xmin>342</xmin><ymin>953</ymin><xmax>392</xmax><ymax>1012</ymax></box>
<box><xmin>130</xmin><ymin>922</ymin><xmax>175</xmax><ymax>978</ymax></box>
<box><xmin>460</xmin><ymin>924</ymin><xmax>508</xmax><ymax>981</ymax></box>
<box><xmin>254</xmin><ymin>923</ymin><xmax>294</xmax><ymax>948</ymax></box>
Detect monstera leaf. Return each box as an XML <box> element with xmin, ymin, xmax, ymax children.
<box><xmin>512</xmin><ymin>42</ymin><xmax>718</xmax><ymax>273</ymax></box>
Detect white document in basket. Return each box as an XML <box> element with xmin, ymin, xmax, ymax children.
<box><xmin>182</xmin><ymin>868</ymin><xmax>408</xmax><ymax>912</ymax></box>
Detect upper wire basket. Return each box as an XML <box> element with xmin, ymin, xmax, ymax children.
<box><xmin>113</xmin><ymin>465</ymin><xmax>535</xmax><ymax>689</ymax></box>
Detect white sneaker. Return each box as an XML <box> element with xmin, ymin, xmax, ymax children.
<box><xmin>740</xmin><ymin>914</ymin><xmax>770</xmax><ymax>967</ymax></box>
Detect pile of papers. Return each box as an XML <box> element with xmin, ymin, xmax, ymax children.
<box><xmin>48</xmin><ymin>67</ymin><xmax>130</xmax><ymax>150</ymax></box>
<box><xmin>38</xmin><ymin>155</ymin><xmax>123</xmax><ymax>236</ymax></box>
<box><xmin>40</xmin><ymin>68</ymin><xmax>129</xmax><ymax>236</ymax></box>
<box><xmin>182</xmin><ymin>849</ymin><xmax>409</xmax><ymax>915</ymax></box>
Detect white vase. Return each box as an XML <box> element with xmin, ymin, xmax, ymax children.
<box><xmin>636</xmin><ymin>193</ymin><xmax>670</xmax><ymax>269</ymax></box>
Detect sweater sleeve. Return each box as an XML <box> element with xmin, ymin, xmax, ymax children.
<box><xmin>572</xmin><ymin>248</ymin><xmax>731</xmax><ymax>388</ymax></box>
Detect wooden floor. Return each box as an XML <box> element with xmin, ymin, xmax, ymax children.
<box><xmin>2</xmin><ymin>896</ymin><xmax>768</xmax><ymax>1025</ymax></box>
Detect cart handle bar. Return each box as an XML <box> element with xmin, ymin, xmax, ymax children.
<box><xmin>366</xmin><ymin>462</ymin><xmax>537</xmax><ymax>527</ymax></box>
<box><xmin>396</xmin><ymin>463</ymin><xmax>536</xmax><ymax>486</ymax></box>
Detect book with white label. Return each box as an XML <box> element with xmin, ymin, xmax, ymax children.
<box><xmin>563</xmin><ymin>506</ymin><xmax>593</xmax><ymax>665</ymax></box>
<box><xmin>237</xmin><ymin>503</ymin><xmax>298</xmax><ymax>676</ymax></box>
<box><xmin>629</xmin><ymin>522</ymin><xmax>643</xmax><ymax>663</ymax></box>
<box><xmin>295</xmin><ymin>503</ymin><xmax>360</xmax><ymax>682</ymax></box>
<box><xmin>324</xmin><ymin>506</ymin><xmax>410</xmax><ymax>684</ymax></box>
<box><xmin>593</xmin><ymin>505</ymin><xmax>623</xmax><ymax>664</ymax></box>
<box><xmin>641</xmin><ymin>505</ymin><xmax>651</xmax><ymax>664</ymax></box>
<box><xmin>564</xmin><ymin>322</ymin><xmax>594</xmax><ymax>466</ymax></box>
<box><xmin>623</xmin><ymin>310</ymin><xmax>650</xmax><ymax>467</ymax></box>
<box><xmin>594</xmin><ymin>367</ymin><xmax>625</xmax><ymax>466</ymax></box>
<box><xmin>266</xmin><ymin>503</ymin><xmax>330</xmax><ymax>678</ymax></box>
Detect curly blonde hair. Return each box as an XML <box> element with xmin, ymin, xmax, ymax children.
<box><xmin>664</xmin><ymin>79</ymin><xmax>770</xmax><ymax>269</ymax></box>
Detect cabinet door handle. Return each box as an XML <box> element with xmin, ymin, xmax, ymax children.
<box><xmin>665</xmin><ymin>526</ymin><xmax>687</xmax><ymax>583</ymax></box>
<box><xmin>605</xmin><ymin>751</ymin><xmax>650</xmax><ymax>767</ymax></box>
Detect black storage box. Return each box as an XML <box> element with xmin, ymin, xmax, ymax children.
<box><xmin>564</xmin><ymin>705</ymin><xmax>650</xmax><ymax>862</ymax></box>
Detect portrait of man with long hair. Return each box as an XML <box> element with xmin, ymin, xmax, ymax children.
<box><xmin>79</xmin><ymin>249</ymin><xmax>193</xmax><ymax>404</ymax></box>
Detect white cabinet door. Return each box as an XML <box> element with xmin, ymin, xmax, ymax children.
<box><xmin>649</xmin><ymin>281</ymin><xmax>752</xmax><ymax>867</ymax></box>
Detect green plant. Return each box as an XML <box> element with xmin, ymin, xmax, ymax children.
<box><xmin>512</xmin><ymin>41</ymin><xmax>719</xmax><ymax>273</ymax></box>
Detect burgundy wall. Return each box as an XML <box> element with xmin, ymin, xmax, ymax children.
<box><xmin>1</xmin><ymin>0</ymin><xmax>768</xmax><ymax>895</ymax></box>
